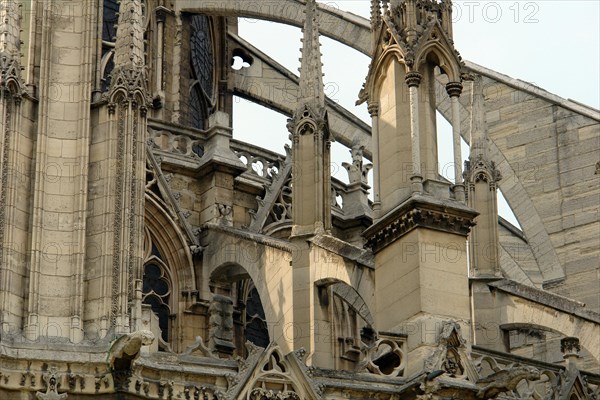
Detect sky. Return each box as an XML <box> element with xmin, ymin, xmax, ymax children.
<box><xmin>231</xmin><ymin>1</ymin><xmax>600</xmax><ymax>227</ymax></box>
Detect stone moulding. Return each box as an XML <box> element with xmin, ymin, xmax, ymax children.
<box><xmin>363</xmin><ymin>195</ymin><xmax>478</xmax><ymax>253</ymax></box>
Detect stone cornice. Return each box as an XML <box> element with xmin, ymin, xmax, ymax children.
<box><xmin>363</xmin><ymin>195</ymin><xmax>478</xmax><ymax>253</ymax></box>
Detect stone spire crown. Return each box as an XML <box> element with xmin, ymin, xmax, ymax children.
<box><xmin>469</xmin><ymin>76</ymin><xmax>487</xmax><ymax>158</ymax></box>
<box><xmin>297</xmin><ymin>0</ymin><xmax>325</xmax><ymax>114</ymax></box>
<box><xmin>114</xmin><ymin>0</ymin><xmax>145</xmax><ymax>68</ymax></box>
<box><xmin>383</xmin><ymin>0</ymin><xmax>454</xmax><ymax>40</ymax></box>
<box><xmin>0</xmin><ymin>0</ymin><xmax>21</xmax><ymax>56</ymax></box>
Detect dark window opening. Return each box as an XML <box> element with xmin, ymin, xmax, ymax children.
<box><xmin>189</xmin><ymin>15</ymin><xmax>215</xmax><ymax>129</ymax></box>
<box><xmin>245</xmin><ymin>287</ymin><xmax>269</xmax><ymax>348</ymax></box>
<box><xmin>142</xmin><ymin>262</ymin><xmax>171</xmax><ymax>346</ymax></box>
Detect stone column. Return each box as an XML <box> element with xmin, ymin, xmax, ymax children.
<box><xmin>368</xmin><ymin>102</ymin><xmax>381</xmax><ymax>215</ymax></box>
<box><xmin>25</xmin><ymin>0</ymin><xmax>97</xmax><ymax>342</ymax></box>
<box><xmin>466</xmin><ymin>77</ymin><xmax>504</xmax><ymax>351</ymax></box>
<box><xmin>0</xmin><ymin>0</ymin><xmax>27</xmax><ymax>334</ymax></box>
<box><xmin>406</xmin><ymin>72</ymin><xmax>423</xmax><ymax>194</ymax></box>
<box><xmin>447</xmin><ymin>82</ymin><xmax>465</xmax><ymax>202</ymax></box>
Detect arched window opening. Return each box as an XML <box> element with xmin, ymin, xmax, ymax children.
<box><xmin>333</xmin><ymin>293</ymin><xmax>364</xmax><ymax>365</ymax></box>
<box><xmin>232</xmin><ymin>279</ymin><xmax>269</xmax><ymax>357</ymax></box>
<box><xmin>189</xmin><ymin>15</ymin><xmax>215</xmax><ymax>129</ymax></box>
<box><xmin>241</xmin><ymin>281</ymin><xmax>269</xmax><ymax>349</ymax></box>
<box><xmin>189</xmin><ymin>81</ymin><xmax>209</xmax><ymax>130</ymax></box>
<box><xmin>210</xmin><ymin>266</ymin><xmax>270</xmax><ymax>358</ymax></box>
<box><xmin>102</xmin><ymin>0</ymin><xmax>119</xmax><ymax>43</ymax></box>
<box><xmin>101</xmin><ymin>0</ymin><xmax>119</xmax><ymax>91</ymax></box>
<box><xmin>142</xmin><ymin>262</ymin><xmax>171</xmax><ymax>342</ymax></box>
<box><xmin>142</xmin><ymin>228</ymin><xmax>174</xmax><ymax>352</ymax></box>
<box><xmin>327</xmin><ymin>282</ymin><xmax>375</xmax><ymax>371</ymax></box>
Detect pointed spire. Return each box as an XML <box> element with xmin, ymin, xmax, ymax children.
<box><xmin>297</xmin><ymin>0</ymin><xmax>325</xmax><ymax>113</ymax></box>
<box><xmin>113</xmin><ymin>0</ymin><xmax>145</xmax><ymax>68</ymax></box>
<box><xmin>370</xmin><ymin>0</ymin><xmax>382</xmax><ymax>30</ymax></box>
<box><xmin>0</xmin><ymin>0</ymin><xmax>24</xmax><ymax>93</ymax></box>
<box><xmin>0</xmin><ymin>0</ymin><xmax>21</xmax><ymax>56</ymax></box>
<box><xmin>469</xmin><ymin>76</ymin><xmax>487</xmax><ymax>158</ymax></box>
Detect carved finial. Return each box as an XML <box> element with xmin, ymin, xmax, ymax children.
<box><xmin>109</xmin><ymin>0</ymin><xmax>149</xmax><ymax>100</ymax></box>
<box><xmin>113</xmin><ymin>0</ymin><xmax>145</xmax><ymax>68</ymax></box>
<box><xmin>297</xmin><ymin>0</ymin><xmax>325</xmax><ymax>113</ymax></box>
<box><xmin>561</xmin><ymin>337</ymin><xmax>581</xmax><ymax>358</ymax></box>
<box><xmin>469</xmin><ymin>76</ymin><xmax>486</xmax><ymax>156</ymax></box>
<box><xmin>343</xmin><ymin>145</ymin><xmax>373</xmax><ymax>185</ymax></box>
<box><xmin>371</xmin><ymin>0</ymin><xmax>382</xmax><ymax>30</ymax></box>
<box><xmin>0</xmin><ymin>0</ymin><xmax>21</xmax><ymax>56</ymax></box>
<box><xmin>0</xmin><ymin>0</ymin><xmax>24</xmax><ymax>93</ymax></box>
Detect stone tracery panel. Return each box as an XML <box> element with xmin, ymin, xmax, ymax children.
<box><xmin>188</xmin><ymin>15</ymin><xmax>215</xmax><ymax>129</ymax></box>
<box><xmin>142</xmin><ymin>228</ymin><xmax>174</xmax><ymax>351</ymax></box>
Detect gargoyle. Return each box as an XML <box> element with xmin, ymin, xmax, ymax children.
<box><xmin>476</xmin><ymin>366</ymin><xmax>540</xmax><ymax>398</ymax></box>
<box><xmin>108</xmin><ymin>330</ymin><xmax>155</xmax><ymax>371</ymax></box>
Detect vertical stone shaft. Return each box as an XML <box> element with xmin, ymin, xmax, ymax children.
<box><xmin>290</xmin><ymin>0</ymin><xmax>330</xmax><ymax>235</ymax></box>
<box><xmin>451</xmin><ymin>96</ymin><xmax>462</xmax><ymax>183</ymax></box>
<box><xmin>465</xmin><ymin>77</ymin><xmax>501</xmax><ymax>277</ymax></box>
<box><xmin>26</xmin><ymin>0</ymin><xmax>95</xmax><ymax>342</ymax></box>
<box><xmin>104</xmin><ymin>0</ymin><xmax>149</xmax><ymax>334</ymax></box>
<box><xmin>0</xmin><ymin>0</ymin><xmax>24</xmax><ymax>330</ymax></box>
<box><xmin>447</xmin><ymin>82</ymin><xmax>465</xmax><ymax>201</ymax></box>
<box><xmin>369</xmin><ymin>103</ymin><xmax>381</xmax><ymax>213</ymax></box>
<box><xmin>406</xmin><ymin>73</ymin><xmax>423</xmax><ymax>193</ymax></box>
<box><xmin>290</xmin><ymin>0</ymin><xmax>333</xmax><ymax>367</ymax></box>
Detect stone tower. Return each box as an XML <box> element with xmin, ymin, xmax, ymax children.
<box><xmin>288</xmin><ymin>0</ymin><xmax>334</xmax><ymax>367</ymax></box>
<box><xmin>360</xmin><ymin>0</ymin><xmax>478</xmax><ymax>374</ymax></box>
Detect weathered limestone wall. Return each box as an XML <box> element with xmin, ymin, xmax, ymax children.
<box><xmin>84</xmin><ymin>106</ymin><xmax>117</xmax><ymax>337</ymax></box>
<box><xmin>25</xmin><ymin>0</ymin><xmax>96</xmax><ymax>341</ymax></box>
<box><xmin>375</xmin><ymin>229</ymin><xmax>470</xmax><ymax>331</ymax></box>
<box><xmin>475</xmin><ymin>74</ymin><xmax>599</xmax><ymax>310</ymax></box>
<box><xmin>0</xmin><ymin>98</ymin><xmax>35</xmax><ymax>330</ymax></box>
<box><xmin>498</xmin><ymin>222</ymin><xmax>540</xmax><ymax>286</ymax></box>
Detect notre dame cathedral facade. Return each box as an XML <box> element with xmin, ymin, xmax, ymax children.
<box><xmin>0</xmin><ymin>0</ymin><xmax>598</xmax><ymax>398</ymax></box>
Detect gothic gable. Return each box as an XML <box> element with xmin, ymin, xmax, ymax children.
<box><xmin>228</xmin><ymin>343</ymin><xmax>322</xmax><ymax>400</ymax></box>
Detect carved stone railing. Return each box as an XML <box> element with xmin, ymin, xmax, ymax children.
<box><xmin>233</xmin><ymin>145</ymin><xmax>355</xmax><ymax>219</ymax></box>
<box><xmin>147</xmin><ymin>119</ymin><xmax>206</xmax><ymax>160</ymax></box>
<box><xmin>143</xmin><ymin>124</ymin><xmax>367</xmax><ymax>223</ymax></box>
<box><xmin>230</xmin><ymin>139</ymin><xmax>285</xmax><ymax>183</ymax></box>
<box><xmin>331</xmin><ymin>179</ymin><xmax>346</xmax><ymax>215</ymax></box>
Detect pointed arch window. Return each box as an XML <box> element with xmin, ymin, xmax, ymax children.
<box><xmin>189</xmin><ymin>15</ymin><xmax>215</xmax><ymax>129</ymax></box>
<box><xmin>231</xmin><ymin>279</ymin><xmax>269</xmax><ymax>355</ymax></box>
<box><xmin>244</xmin><ymin>284</ymin><xmax>269</xmax><ymax>349</ymax></box>
<box><xmin>142</xmin><ymin>229</ymin><xmax>173</xmax><ymax>351</ymax></box>
<box><xmin>101</xmin><ymin>0</ymin><xmax>119</xmax><ymax>91</ymax></box>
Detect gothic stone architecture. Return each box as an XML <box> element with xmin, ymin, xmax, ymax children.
<box><xmin>0</xmin><ymin>0</ymin><xmax>598</xmax><ymax>399</ymax></box>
